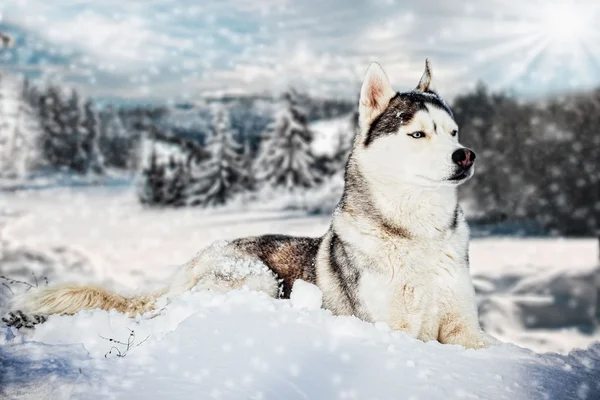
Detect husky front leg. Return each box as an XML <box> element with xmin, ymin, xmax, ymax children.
<box><xmin>387</xmin><ymin>283</ymin><xmax>431</xmax><ymax>340</ymax></box>
<box><xmin>437</xmin><ymin>284</ymin><xmax>498</xmax><ymax>349</ymax></box>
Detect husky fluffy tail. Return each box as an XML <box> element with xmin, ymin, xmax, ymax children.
<box><xmin>11</xmin><ymin>246</ymin><xmax>203</xmax><ymax>317</ymax></box>
<box><xmin>13</xmin><ymin>284</ymin><xmax>168</xmax><ymax>317</ymax></box>
<box><xmin>10</xmin><ymin>242</ymin><xmax>281</xmax><ymax>318</ymax></box>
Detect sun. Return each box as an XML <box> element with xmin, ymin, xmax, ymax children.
<box><xmin>464</xmin><ymin>1</ymin><xmax>600</xmax><ymax>91</ymax></box>
<box><xmin>537</xmin><ymin>3</ymin><xmax>591</xmax><ymax>45</ymax></box>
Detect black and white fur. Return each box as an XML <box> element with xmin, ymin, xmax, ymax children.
<box><xmin>12</xmin><ymin>61</ymin><xmax>496</xmax><ymax>349</ymax></box>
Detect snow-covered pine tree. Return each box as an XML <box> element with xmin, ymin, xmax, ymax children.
<box><xmin>255</xmin><ymin>89</ymin><xmax>320</xmax><ymax>189</ymax></box>
<box><xmin>79</xmin><ymin>99</ymin><xmax>105</xmax><ymax>174</ymax></box>
<box><xmin>37</xmin><ymin>86</ymin><xmax>104</xmax><ymax>175</ymax></box>
<box><xmin>0</xmin><ymin>75</ymin><xmax>18</xmax><ymax>176</ymax></box>
<box><xmin>0</xmin><ymin>74</ymin><xmax>43</xmax><ymax>178</ymax></box>
<box><xmin>138</xmin><ymin>145</ymin><xmax>167</xmax><ymax>206</ymax></box>
<box><xmin>101</xmin><ymin>106</ymin><xmax>132</xmax><ymax>169</ymax></box>
<box><xmin>13</xmin><ymin>79</ymin><xmax>43</xmax><ymax>176</ymax></box>
<box><xmin>186</xmin><ymin>107</ymin><xmax>245</xmax><ymax>206</ymax></box>
<box><xmin>137</xmin><ymin>134</ymin><xmax>193</xmax><ymax>207</ymax></box>
<box><xmin>163</xmin><ymin>155</ymin><xmax>190</xmax><ymax>207</ymax></box>
<box><xmin>38</xmin><ymin>86</ymin><xmax>73</xmax><ymax>171</ymax></box>
<box><xmin>64</xmin><ymin>89</ymin><xmax>90</xmax><ymax>174</ymax></box>
<box><xmin>239</xmin><ymin>137</ymin><xmax>256</xmax><ymax>191</ymax></box>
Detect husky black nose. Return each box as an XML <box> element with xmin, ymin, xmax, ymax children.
<box><xmin>452</xmin><ymin>148</ymin><xmax>476</xmax><ymax>169</ymax></box>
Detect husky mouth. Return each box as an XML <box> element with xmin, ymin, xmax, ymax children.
<box><xmin>415</xmin><ymin>167</ymin><xmax>474</xmax><ymax>185</ymax></box>
<box><xmin>447</xmin><ymin>168</ymin><xmax>472</xmax><ymax>182</ymax></box>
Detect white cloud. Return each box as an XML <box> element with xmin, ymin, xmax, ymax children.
<box><xmin>3</xmin><ymin>0</ymin><xmax>600</xmax><ymax>101</ymax></box>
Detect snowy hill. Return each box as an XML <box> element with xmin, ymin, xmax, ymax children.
<box><xmin>3</xmin><ymin>286</ymin><xmax>600</xmax><ymax>400</ymax></box>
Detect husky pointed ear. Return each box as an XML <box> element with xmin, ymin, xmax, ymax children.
<box><xmin>416</xmin><ymin>59</ymin><xmax>432</xmax><ymax>92</ymax></box>
<box><xmin>359</xmin><ymin>62</ymin><xmax>395</xmax><ymax>132</ymax></box>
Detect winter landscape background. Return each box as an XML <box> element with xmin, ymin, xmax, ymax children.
<box><xmin>1</xmin><ymin>0</ymin><xmax>600</xmax><ymax>399</ymax></box>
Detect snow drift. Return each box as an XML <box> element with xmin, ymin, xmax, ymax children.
<box><xmin>2</xmin><ymin>286</ymin><xmax>600</xmax><ymax>400</ymax></box>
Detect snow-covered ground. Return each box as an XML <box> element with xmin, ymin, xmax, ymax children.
<box><xmin>1</xmin><ymin>186</ymin><xmax>599</xmax><ymax>399</ymax></box>
<box><xmin>3</xmin><ymin>287</ymin><xmax>600</xmax><ymax>400</ymax></box>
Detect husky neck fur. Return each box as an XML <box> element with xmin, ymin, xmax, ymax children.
<box><xmin>13</xmin><ymin>61</ymin><xmax>496</xmax><ymax>349</ymax></box>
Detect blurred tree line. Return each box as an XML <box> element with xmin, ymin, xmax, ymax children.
<box><xmin>0</xmin><ymin>73</ymin><xmax>167</xmax><ymax>176</ymax></box>
<box><xmin>0</xmin><ymin>72</ymin><xmax>597</xmax><ymax>238</ymax></box>
<box><xmin>454</xmin><ymin>83</ymin><xmax>600</xmax><ymax>237</ymax></box>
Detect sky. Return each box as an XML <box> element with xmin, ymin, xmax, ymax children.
<box><xmin>1</xmin><ymin>0</ymin><xmax>600</xmax><ymax>103</ymax></box>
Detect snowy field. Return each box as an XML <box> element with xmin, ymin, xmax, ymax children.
<box><xmin>3</xmin><ymin>287</ymin><xmax>600</xmax><ymax>400</ymax></box>
<box><xmin>1</xmin><ymin>186</ymin><xmax>600</xmax><ymax>399</ymax></box>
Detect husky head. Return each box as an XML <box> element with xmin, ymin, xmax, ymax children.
<box><xmin>354</xmin><ymin>60</ymin><xmax>475</xmax><ymax>188</ymax></box>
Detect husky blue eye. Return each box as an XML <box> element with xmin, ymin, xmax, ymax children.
<box><xmin>409</xmin><ymin>131</ymin><xmax>426</xmax><ymax>139</ymax></box>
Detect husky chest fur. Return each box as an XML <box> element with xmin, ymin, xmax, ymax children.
<box><xmin>14</xmin><ymin>61</ymin><xmax>495</xmax><ymax>349</ymax></box>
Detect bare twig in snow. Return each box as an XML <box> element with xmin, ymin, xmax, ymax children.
<box><xmin>0</xmin><ymin>274</ymin><xmax>49</xmax><ymax>294</ymax></box>
<box><xmin>0</xmin><ymin>275</ymin><xmax>35</xmax><ymax>290</ymax></box>
<box><xmin>2</xmin><ymin>282</ymin><xmax>14</xmax><ymax>295</ymax></box>
<box><xmin>100</xmin><ymin>328</ymin><xmax>151</xmax><ymax>358</ymax></box>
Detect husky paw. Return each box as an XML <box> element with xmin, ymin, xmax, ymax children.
<box><xmin>461</xmin><ymin>332</ymin><xmax>500</xmax><ymax>349</ymax></box>
<box><xmin>481</xmin><ymin>332</ymin><xmax>501</xmax><ymax>346</ymax></box>
<box><xmin>2</xmin><ymin>310</ymin><xmax>47</xmax><ymax>330</ymax></box>
<box><xmin>442</xmin><ymin>329</ymin><xmax>500</xmax><ymax>349</ymax></box>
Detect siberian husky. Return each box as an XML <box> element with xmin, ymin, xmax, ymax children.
<box><xmin>10</xmin><ymin>61</ymin><xmax>496</xmax><ymax>349</ymax></box>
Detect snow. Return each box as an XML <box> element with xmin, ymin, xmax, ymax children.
<box><xmin>290</xmin><ymin>280</ymin><xmax>323</xmax><ymax>310</ymax></box>
<box><xmin>310</xmin><ymin>114</ymin><xmax>354</xmax><ymax>157</ymax></box>
<box><xmin>2</xmin><ymin>288</ymin><xmax>600</xmax><ymax>399</ymax></box>
<box><xmin>471</xmin><ymin>238</ymin><xmax>600</xmax><ymax>354</ymax></box>
<box><xmin>1</xmin><ymin>185</ymin><xmax>600</xmax><ymax>398</ymax></box>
